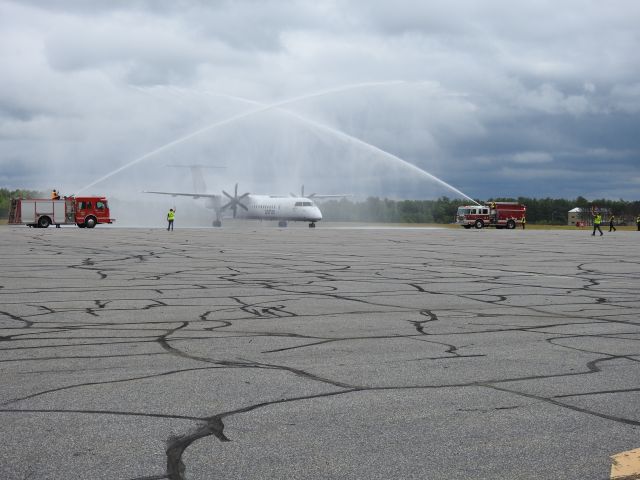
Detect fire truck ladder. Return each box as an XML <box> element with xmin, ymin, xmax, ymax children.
<box><xmin>8</xmin><ymin>199</ymin><xmax>19</xmax><ymax>224</ymax></box>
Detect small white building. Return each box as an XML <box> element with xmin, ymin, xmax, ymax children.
<box><xmin>568</xmin><ymin>207</ymin><xmax>584</xmax><ymax>226</ymax></box>
<box><xmin>568</xmin><ymin>207</ymin><xmax>611</xmax><ymax>226</ymax></box>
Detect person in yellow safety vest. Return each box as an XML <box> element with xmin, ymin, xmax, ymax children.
<box><xmin>51</xmin><ymin>189</ymin><xmax>60</xmax><ymax>200</ymax></box>
<box><xmin>167</xmin><ymin>208</ymin><xmax>175</xmax><ymax>231</ymax></box>
<box><xmin>592</xmin><ymin>212</ymin><xmax>603</xmax><ymax>236</ymax></box>
<box><xmin>489</xmin><ymin>202</ymin><xmax>497</xmax><ymax>224</ymax></box>
<box><xmin>521</xmin><ymin>216</ymin><xmax>526</xmax><ymax>229</ymax></box>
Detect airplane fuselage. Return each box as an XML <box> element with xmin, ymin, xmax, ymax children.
<box><xmin>237</xmin><ymin>195</ymin><xmax>322</xmax><ymax>222</ymax></box>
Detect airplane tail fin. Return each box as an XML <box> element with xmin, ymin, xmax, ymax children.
<box><xmin>166</xmin><ymin>164</ymin><xmax>225</xmax><ymax>193</ymax></box>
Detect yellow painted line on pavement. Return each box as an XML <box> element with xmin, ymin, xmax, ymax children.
<box><xmin>611</xmin><ymin>447</ymin><xmax>640</xmax><ymax>480</ymax></box>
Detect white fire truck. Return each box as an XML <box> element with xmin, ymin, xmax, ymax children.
<box><xmin>456</xmin><ymin>202</ymin><xmax>526</xmax><ymax>229</ymax></box>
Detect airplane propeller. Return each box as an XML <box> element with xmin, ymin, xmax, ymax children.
<box><xmin>222</xmin><ymin>183</ymin><xmax>250</xmax><ymax>218</ymax></box>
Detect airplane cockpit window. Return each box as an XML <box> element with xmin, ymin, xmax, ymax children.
<box><xmin>295</xmin><ymin>202</ymin><xmax>303</xmax><ymax>207</ymax></box>
<box><xmin>302</xmin><ymin>202</ymin><xmax>312</xmax><ymax>206</ymax></box>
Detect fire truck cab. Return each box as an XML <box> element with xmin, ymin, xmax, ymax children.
<box><xmin>456</xmin><ymin>202</ymin><xmax>526</xmax><ymax>229</ymax></box>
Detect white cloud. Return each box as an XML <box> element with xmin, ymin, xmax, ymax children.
<box><xmin>0</xmin><ymin>0</ymin><xmax>639</xmax><ymax>199</ymax></box>
<box><xmin>512</xmin><ymin>152</ymin><xmax>553</xmax><ymax>164</ymax></box>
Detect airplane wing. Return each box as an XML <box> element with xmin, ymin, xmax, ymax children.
<box><xmin>310</xmin><ymin>194</ymin><xmax>352</xmax><ymax>199</ymax></box>
<box><xmin>290</xmin><ymin>185</ymin><xmax>351</xmax><ymax>199</ymax></box>
<box><xmin>144</xmin><ymin>191</ymin><xmax>221</xmax><ymax>199</ymax></box>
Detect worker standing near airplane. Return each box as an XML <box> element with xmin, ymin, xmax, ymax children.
<box><xmin>592</xmin><ymin>211</ymin><xmax>603</xmax><ymax>236</ymax></box>
<box><xmin>167</xmin><ymin>207</ymin><xmax>175</xmax><ymax>231</ymax></box>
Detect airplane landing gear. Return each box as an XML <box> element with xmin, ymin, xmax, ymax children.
<box><xmin>309</xmin><ymin>222</ymin><xmax>316</xmax><ymax>228</ymax></box>
<box><xmin>212</xmin><ymin>220</ymin><xmax>222</xmax><ymax>227</ymax></box>
<box><xmin>278</xmin><ymin>220</ymin><xmax>288</xmax><ymax>227</ymax></box>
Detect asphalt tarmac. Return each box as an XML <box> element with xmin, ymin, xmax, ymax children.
<box><xmin>1</xmin><ymin>223</ymin><xmax>638</xmax><ymax>480</ymax></box>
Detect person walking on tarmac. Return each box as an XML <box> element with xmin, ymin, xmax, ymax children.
<box><xmin>521</xmin><ymin>216</ymin><xmax>526</xmax><ymax>229</ymax></box>
<box><xmin>592</xmin><ymin>211</ymin><xmax>603</xmax><ymax>236</ymax></box>
<box><xmin>637</xmin><ymin>215</ymin><xmax>640</xmax><ymax>231</ymax></box>
<box><xmin>609</xmin><ymin>215</ymin><xmax>617</xmax><ymax>232</ymax></box>
<box><xmin>167</xmin><ymin>207</ymin><xmax>176</xmax><ymax>231</ymax></box>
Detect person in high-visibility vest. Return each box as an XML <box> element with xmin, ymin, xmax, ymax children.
<box><xmin>521</xmin><ymin>216</ymin><xmax>526</xmax><ymax>229</ymax></box>
<box><xmin>51</xmin><ymin>189</ymin><xmax>60</xmax><ymax>200</ymax></box>
<box><xmin>592</xmin><ymin>212</ymin><xmax>603</xmax><ymax>236</ymax></box>
<box><xmin>167</xmin><ymin>208</ymin><xmax>175</xmax><ymax>231</ymax></box>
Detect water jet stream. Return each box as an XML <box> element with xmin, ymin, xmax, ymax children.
<box><xmin>75</xmin><ymin>82</ymin><xmax>403</xmax><ymax>194</ymax></box>
<box><xmin>208</xmin><ymin>91</ymin><xmax>479</xmax><ymax>204</ymax></box>
<box><xmin>76</xmin><ymin>81</ymin><xmax>479</xmax><ymax>205</ymax></box>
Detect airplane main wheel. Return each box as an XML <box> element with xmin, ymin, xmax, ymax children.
<box><xmin>309</xmin><ymin>223</ymin><xmax>316</xmax><ymax>228</ymax></box>
<box><xmin>212</xmin><ymin>220</ymin><xmax>222</xmax><ymax>227</ymax></box>
<box><xmin>278</xmin><ymin>221</ymin><xmax>288</xmax><ymax>227</ymax></box>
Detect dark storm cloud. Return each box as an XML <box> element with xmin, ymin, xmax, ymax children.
<box><xmin>0</xmin><ymin>0</ymin><xmax>638</xmax><ymax>201</ymax></box>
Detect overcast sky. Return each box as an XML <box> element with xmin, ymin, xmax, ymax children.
<box><xmin>1</xmin><ymin>0</ymin><xmax>639</xmax><ymax>202</ymax></box>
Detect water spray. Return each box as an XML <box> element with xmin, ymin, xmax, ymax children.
<box><xmin>75</xmin><ymin>81</ymin><xmax>479</xmax><ymax>205</ymax></box>
<box><xmin>74</xmin><ymin>81</ymin><xmax>404</xmax><ymax>195</ymax></box>
<box><xmin>181</xmin><ymin>89</ymin><xmax>481</xmax><ymax>205</ymax></box>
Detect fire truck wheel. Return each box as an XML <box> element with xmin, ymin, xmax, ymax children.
<box><xmin>85</xmin><ymin>217</ymin><xmax>97</xmax><ymax>228</ymax></box>
<box><xmin>506</xmin><ymin>219</ymin><xmax>516</xmax><ymax>229</ymax></box>
<box><xmin>474</xmin><ymin>219</ymin><xmax>484</xmax><ymax>229</ymax></box>
<box><xmin>38</xmin><ymin>216</ymin><xmax>51</xmax><ymax>228</ymax></box>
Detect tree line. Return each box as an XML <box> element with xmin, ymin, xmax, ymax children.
<box><xmin>318</xmin><ymin>196</ymin><xmax>640</xmax><ymax>224</ymax></box>
<box><xmin>2</xmin><ymin>188</ymin><xmax>639</xmax><ymax>224</ymax></box>
<box><xmin>0</xmin><ymin>189</ymin><xmax>44</xmax><ymax>219</ymax></box>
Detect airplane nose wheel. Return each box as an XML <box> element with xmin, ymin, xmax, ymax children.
<box><xmin>278</xmin><ymin>220</ymin><xmax>288</xmax><ymax>227</ymax></box>
<box><xmin>309</xmin><ymin>222</ymin><xmax>316</xmax><ymax>228</ymax></box>
<box><xmin>212</xmin><ymin>220</ymin><xmax>222</xmax><ymax>227</ymax></box>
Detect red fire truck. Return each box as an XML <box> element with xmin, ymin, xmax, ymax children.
<box><xmin>456</xmin><ymin>202</ymin><xmax>526</xmax><ymax>229</ymax></box>
<box><xmin>8</xmin><ymin>196</ymin><xmax>115</xmax><ymax>228</ymax></box>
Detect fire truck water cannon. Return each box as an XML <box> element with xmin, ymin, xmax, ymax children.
<box><xmin>456</xmin><ymin>201</ymin><xmax>526</xmax><ymax>229</ymax></box>
<box><xmin>8</xmin><ymin>196</ymin><xmax>115</xmax><ymax>228</ymax></box>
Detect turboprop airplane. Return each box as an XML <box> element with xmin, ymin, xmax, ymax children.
<box><xmin>146</xmin><ymin>183</ymin><xmax>322</xmax><ymax>228</ymax></box>
<box><xmin>144</xmin><ymin>165</ymin><xmax>323</xmax><ymax>227</ymax></box>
